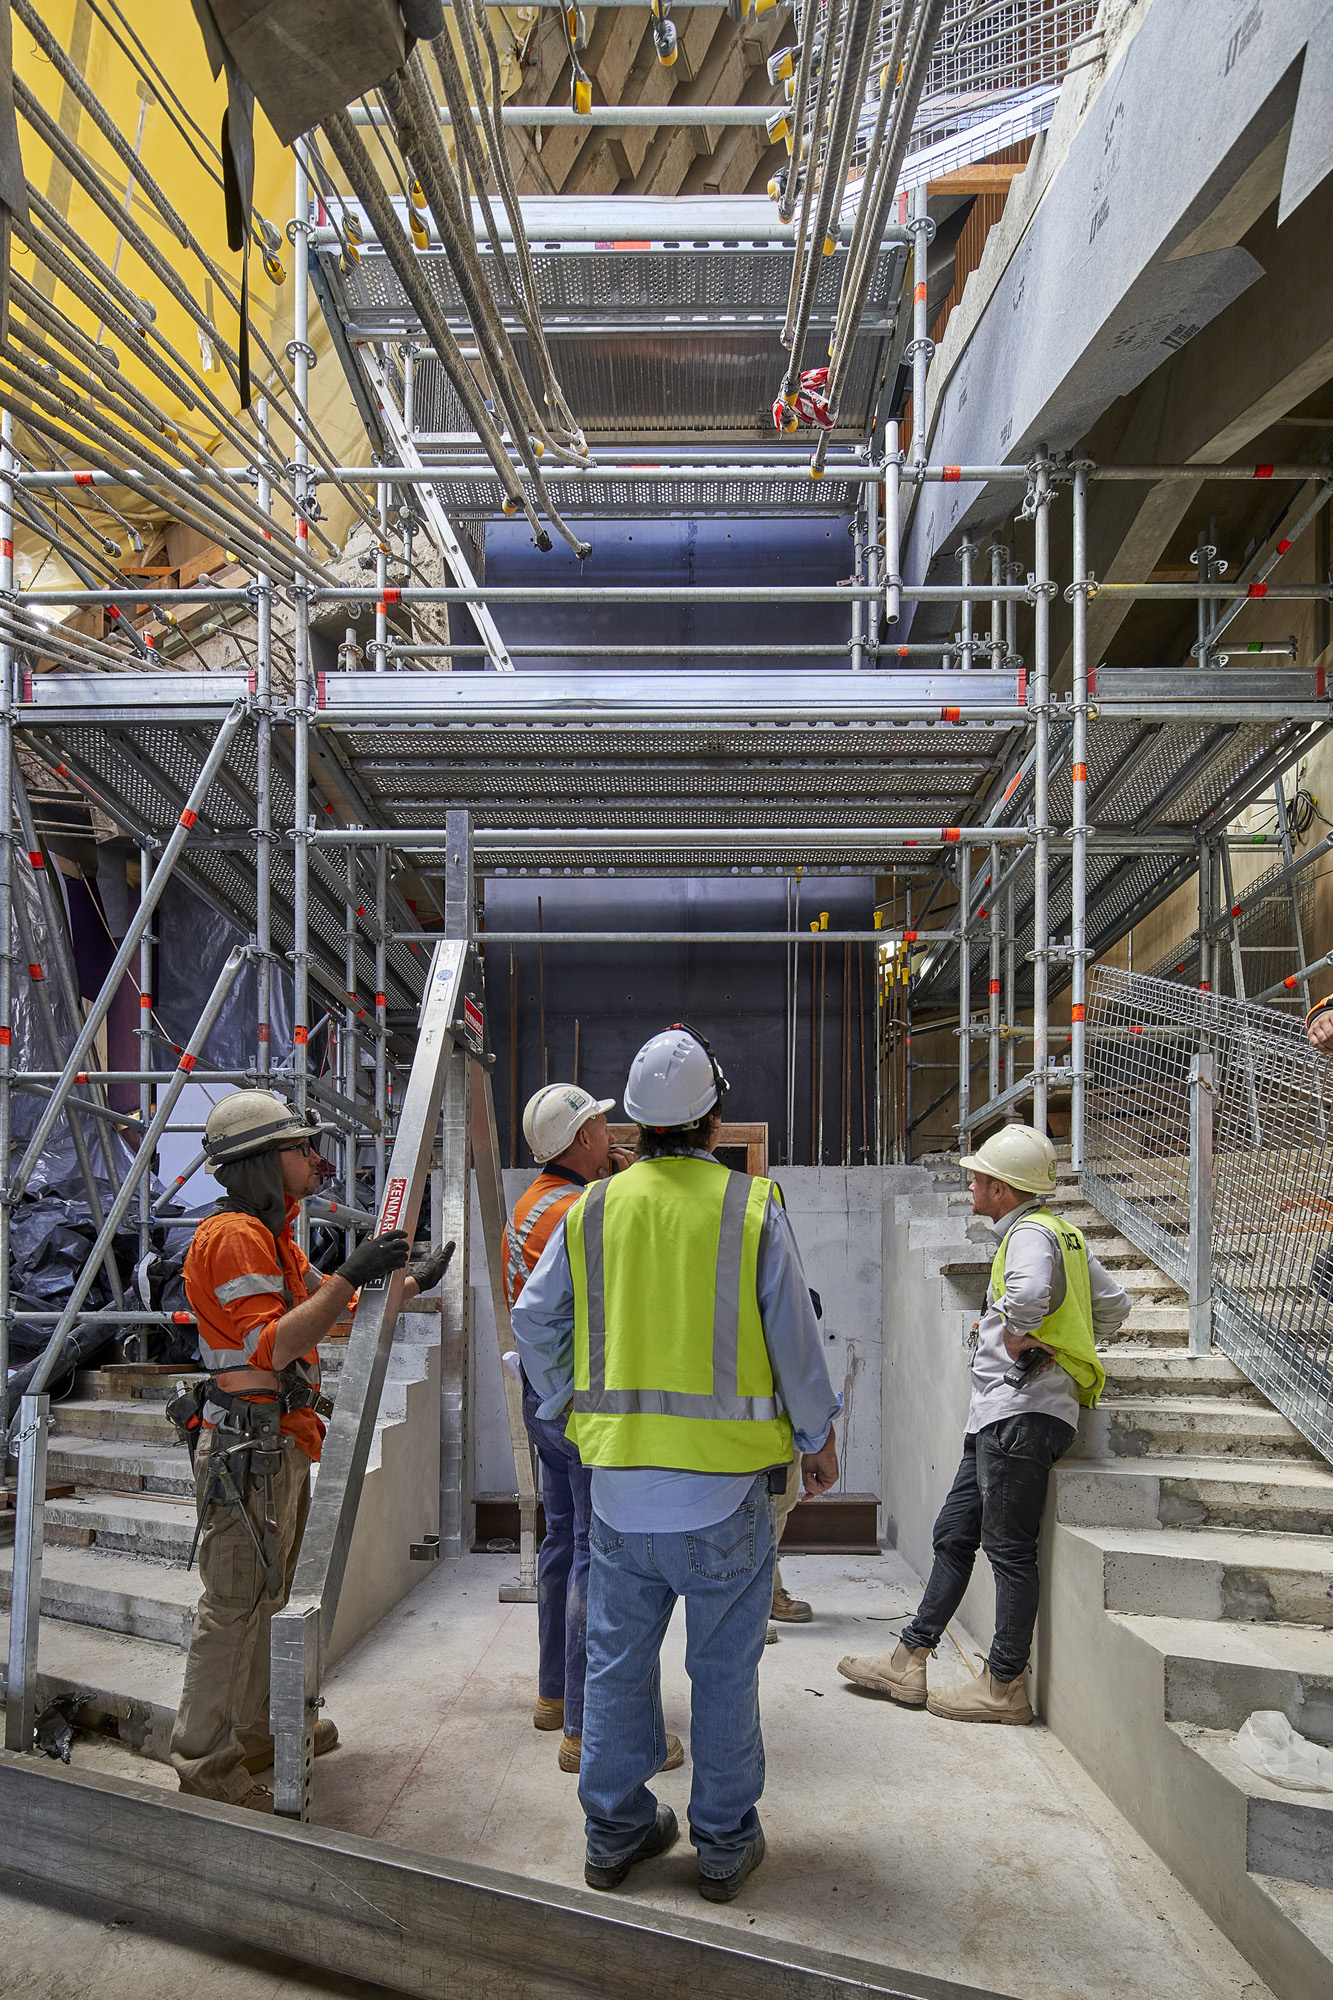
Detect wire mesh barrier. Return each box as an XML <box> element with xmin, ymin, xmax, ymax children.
<box><xmin>828</xmin><ymin>0</ymin><xmax>1101</xmax><ymax>181</ymax></box>
<box><xmin>1083</xmin><ymin>965</ymin><xmax>1333</xmax><ymax>1465</ymax></box>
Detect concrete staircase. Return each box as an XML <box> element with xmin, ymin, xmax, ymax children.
<box><xmin>910</xmin><ymin>1150</ymin><xmax>1333</xmax><ymax>2000</ymax></box>
<box><xmin>0</xmin><ymin>1304</ymin><xmax>441</xmax><ymax>1763</ymax></box>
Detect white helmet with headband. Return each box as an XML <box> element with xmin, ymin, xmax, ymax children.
<box><xmin>623</xmin><ymin>1022</ymin><xmax>729</xmax><ymax>1128</ymax></box>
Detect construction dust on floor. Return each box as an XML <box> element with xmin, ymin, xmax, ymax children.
<box><xmin>7</xmin><ymin>1551</ymin><xmax>1274</xmax><ymax>2000</ymax></box>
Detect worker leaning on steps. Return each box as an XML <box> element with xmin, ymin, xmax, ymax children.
<box><xmin>840</xmin><ymin>1124</ymin><xmax>1129</xmax><ymax>1725</ymax></box>
<box><xmin>504</xmin><ymin>1080</ymin><xmax>683</xmax><ymax>1779</ymax></box>
<box><xmin>168</xmin><ymin>1089</ymin><xmax>453</xmax><ymax>1812</ymax></box>
<box><xmin>512</xmin><ymin>1023</ymin><xmax>841</xmax><ymax>1904</ymax></box>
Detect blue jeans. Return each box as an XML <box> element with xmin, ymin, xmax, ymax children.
<box><xmin>900</xmin><ymin>1413</ymin><xmax>1076</xmax><ymax>1683</ymax></box>
<box><xmin>580</xmin><ymin>1474</ymin><xmax>776</xmax><ymax>1878</ymax></box>
<box><xmin>522</xmin><ymin>1378</ymin><xmax>593</xmax><ymax>1739</ymax></box>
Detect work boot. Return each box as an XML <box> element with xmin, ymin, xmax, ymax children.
<box><xmin>238</xmin><ymin>1784</ymin><xmax>274</xmax><ymax>1813</ymax></box>
<box><xmin>533</xmin><ymin>1695</ymin><xmax>565</xmax><ymax>1731</ymax></box>
<box><xmin>560</xmin><ymin>1733</ymin><xmax>684</xmax><ymax>1774</ymax></box>
<box><xmin>771</xmin><ymin>1580</ymin><xmax>812</xmax><ymax>1623</ymax></box>
<box><xmin>242</xmin><ymin>1717</ymin><xmax>340</xmax><ymax>1774</ymax></box>
<box><xmin>766</xmin><ymin>1622</ymin><xmax>779</xmax><ymax>1645</ymax></box>
<box><xmin>837</xmin><ymin>1640</ymin><xmax>930</xmax><ymax>1708</ymax></box>
<box><xmin>699</xmin><ymin>1829</ymin><xmax>765</xmax><ymax>1904</ymax></box>
<box><xmin>585</xmin><ymin>1805</ymin><xmax>679</xmax><ymax>1891</ymax></box>
<box><xmin>927</xmin><ymin>1662</ymin><xmax>1033</xmax><ymax>1725</ymax></box>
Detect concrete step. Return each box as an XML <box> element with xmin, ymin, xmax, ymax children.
<box><xmin>51</xmin><ymin>1398</ymin><xmax>177</xmax><ymax>1445</ymax></box>
<box><xmin>1113</xmin><ymin>1301</ymin><xmax>1191</xmax><ymax>1344</ymax></box>
<box><xmin>0</xmin><ymin>1616</ymin><xmax>184</xmax><ymax>1762</ymax></box>
<box><xmin>1251</xmin><ymin>1872</ymin><xmax>1333</xmax><ymax>1978</ymax></box>
<box><xmin>1064</xmin><ymin>1522</ymin><xmax>1333</xmax><ymax>1626</ymax></box>
<box><xmin>1079</xmin><ymin>1396</ymin><xmax>1323</xmax><ymax>1464</ymax></box>
<box><xmin>45</xmin><ymin>1436</ymin><xmax>194</xmax><ymax>1497</ymax></box>
<box><xmin>0</xmin><ymin>1543</ymin><xmax>198</xmax><ymax>1649</ymax></box>
<box><xmin>1117</xmin><ymin>1266</ymin><xmax>1185</xmax><ymax>1299</ymax></box>
<box><xmin>1056</xmin><ymin>1453</ymin><xmax>1333</xmax><ymax>1536</ymax></box>
<box><xmin>1099</xmin><ymin>1347</ymin><xmax>1262</xmax><ymax>1401</ymax></box>
<box><xmin>1117</xmin><ymin>1612</ymin><xmax>1333</xmax><ymax>1743</ymax></box>
<box><xmin>43</xmin><ymin>1490</ymin><xmax>197</xmax><ymax>1561</ymax></box>
<box><xmin>73</xmin><ymin>1365</ymin><xmax>202</xmax><ymax>1405</ymax></box>
<box><xmin>1179</xmin><ymin>1725</ymin><xmax>1333</xmax><ymax>1895</ymax></box>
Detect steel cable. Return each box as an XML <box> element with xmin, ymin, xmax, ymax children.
<box><xmin>320</xmin><ymin>108</ymin><xmax>538</xmax><ymax>533</ymax></box>
<box><xmin>0</xmin><ymin>350</ymin><xmax>314</xmax><ymax>587</ymax></box>
<box><xmin>825</xmin><ymin>0</ymin><xmax>915</xmax><ymax>394</ymax></box>
<box><xmin>437</xmin><ymin>9</ymin><xmax>585</xmax><ymax>453</ymax></box>
<box><xmin>780</xmin><ymin>0</ymin><xmax>843</xmax><ymax>355</ymax></box>
<box><xmin>777</xmin><ymin>0</ymin><xmax>823</xmax><ymax>228</ymax></box>
<box><xmin>389</xmin><ymin>58</ymin><xmax>590</xmax><ymax>501</ymax></box>
<box><xmin>11</xmin><ymin>32</ymin><xmax>382</xmax><ymax>551</ymax></box>
<box><xmin>824</xmin><ymin>0</ymin><xmax>945</xmax><ymax>424</ymax></box>
<box><xmin>783</xmin><ymin>0</ymin><xmax>880</xmax><ymax>394</ymax></box>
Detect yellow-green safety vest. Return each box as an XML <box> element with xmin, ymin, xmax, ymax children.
<box><xmin>990</xmin><ymin>1206</ymin><xmax>1106</xmax><ymax>1409</ymax></box>
<box><xmin>565</xmin><ymin>1155</ymin><xmax>795</xmax><ymax>1473</ymax></box>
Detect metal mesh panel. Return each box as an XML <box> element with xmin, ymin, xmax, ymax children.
<box><xmin>1083</xmin><ymin>964</ymin><xmax>1333</xmax><ymax>1465</ymax></box>
<box><xmin>799</xmin><ymin>0</ymin><xmax>1100</xmax><ymax>183</ymax></box>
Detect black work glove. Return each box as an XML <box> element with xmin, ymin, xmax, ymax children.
<box><xmin>407</xmin><ymin>1240</ymin><xmax>456</xmax><ymax>1292</ymax></box>
<box><xmin>336</xmin><ymin>1230</ymin><xmax>410</xmax><ymax>1289</ymax></box>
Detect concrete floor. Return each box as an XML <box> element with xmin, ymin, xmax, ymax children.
<box><xmin>4</xmin><ymin>1549</ymin><xmax>1274</xmax><ymax>2000</ymax></box>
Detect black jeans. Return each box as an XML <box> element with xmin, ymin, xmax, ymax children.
<box><xmin>900</xmin><ymin>1413</ymin><xmax>1076</xmax><ymax>1684</ymax></box>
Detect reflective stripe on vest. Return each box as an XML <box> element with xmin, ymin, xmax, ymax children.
<box><xmin>506</xmin><ymin>1180</ymin><xmax>579</xmax><ymax>1302</ymax></box>
<box><xmin>573</xmin><ymin>1171</ymin><xmax>779</xmax><ymax>1423</ymax></box>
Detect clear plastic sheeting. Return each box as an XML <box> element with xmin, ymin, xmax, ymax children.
<box><xmin>1234</xmin><ymin>1711</ymin><xmax>1333</xmax><ymax>1793</ymax></box>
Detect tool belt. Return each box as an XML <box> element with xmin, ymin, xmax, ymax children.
<box><xmin>167</xmin><ymin>1368</ymin><xmax>330</xmax><ymax>1596</ymax></box>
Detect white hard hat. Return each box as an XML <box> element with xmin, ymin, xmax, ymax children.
<box><xmin>523</xmin><ymin>1083</ymin><xmax>615</xmax><ymax>1164</ymax></box>
<box><xmin>623</xmin><ymin>1024</ymin><xmax>728</xmax><ymax>1127</ymax></box>
<box><xmin>204</xmin><ymin>1089</ymin><xmax>317</xmax><ymax>1168</ymax></box>
<box><xmin>959</xmin><ymin>1124</ymin><xmax>1058</xmax><ymax>1198</ymax></box>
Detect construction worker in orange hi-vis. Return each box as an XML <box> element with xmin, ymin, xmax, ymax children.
<box><xmin>505</xmin><ymin>1082</ymin><xmax>683</xmax><ymax>1778</ymax></box>
<box><xmin>168</xmin><ymin>1089</ymin><xmax>453</xmax><ymax>1811</ymax></box>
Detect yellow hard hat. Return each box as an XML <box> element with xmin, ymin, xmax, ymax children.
<box><xmin>959</xmin><ymin>1124</ymin><xmax>1057</xmax><ymax>1197</ymax></box>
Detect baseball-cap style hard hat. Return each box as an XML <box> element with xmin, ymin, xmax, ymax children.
<box><xmin>623</xmin><ymin>1024</ymin><xmax>728</xmax><ymax>1127</ymax></box>
<box><xmin>523</xmin><ymin>1083</ymin><xmax>615</xmax><ymax>1164</ymax></box>
<box><xmin>204</xmin><ymin>1089</ymin><xmax>318</xmax><ymax>1167</ymax></box>
<box><xmin>959</xmin><ymin>1124</ymin><xmax>1058</xmax><ymax>1198</ymax></box>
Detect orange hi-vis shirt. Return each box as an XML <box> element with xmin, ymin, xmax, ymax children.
<box><xmin>184</xmin><ymin>1199</ymin><xmax>327</xmax><ymax>1462</ymax></box>
<box><xmin>503</xmin><ymin>1169</ymin><xmax>586</xmax><ymax>1309</ymax></box>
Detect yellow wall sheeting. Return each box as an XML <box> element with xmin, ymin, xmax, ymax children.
<box><xmin>13</xmin><ymin>0</ymin><xmax>293</xmax><ymax>452</ymax></box>
<box><xmin>6</xmin><ymin>3</ymin><xmax>538</xmax><ymax>589</ymax></box>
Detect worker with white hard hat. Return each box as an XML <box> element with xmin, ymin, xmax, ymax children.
<box><xmin>511</xmin><ymin>1024</ymin><xmax>841</xmax><ymax>1904</ymax></box>
<box><xmin>168</xmin><ymin>1089</ymin><xmax>453</xmax><ymax>1811</ymax></box>
<box><xmin>839</xmin><ymin>1122</ymin><xmax>1129</xmax><ymax>1725</ymax></box>
<box><xmin>504</xmin><ymin>1081</ymin><xmax>680</xmax><ymax>1777</ymax></box>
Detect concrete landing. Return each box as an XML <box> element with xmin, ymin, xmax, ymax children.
<box><xmin>54</xmin><ymin>1551</ymin><xmax>1272</xmax><ymax>2000</ymax></box>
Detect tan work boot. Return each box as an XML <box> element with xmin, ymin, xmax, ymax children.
<box><xmin>771</xmin><ymin>1577</ymin><xmax>813</xmax><ymax>1623</ymax></box>
<box><xmin>242</xmin><ymin>1717</ymin><xmax>340</xmax><ymax>1774</ymax></box>
<box><xmin>239</xmin><ymin>1784</ymin><xmax>274</xmax><ymax>1813</ymax></box>
<box><xmin>559</xmin><ymin>1733</ymin><xmax>685</xmax><ymax>1774</ymax></box>
<box><xmin>837</xmin><ymin>1640</ymin><xmax>930</xmax><ymax>1708</ymax></box>
<box><xmin>927</xmin><ymin>1662</ymin><xmax>1032</xmax><ymax>1725</ymax></box>
<box><xmin>533</xmin><ymin>1695</ymin><xmax>565</xmax><ymax>1731</ymax></box>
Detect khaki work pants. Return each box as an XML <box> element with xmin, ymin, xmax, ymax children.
<box><xmin>169</xmin><ymin>1429</ymin><xmax>312</xmax><ymax>1802</ymax></box>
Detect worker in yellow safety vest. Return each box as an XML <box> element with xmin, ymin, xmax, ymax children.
<box><xmin>839</xmin><ymin>1124</ymin><xmax>1128</xmax><ymax>1724</ymax></box>
<box><xmin>504</xmin><ymin>1081</ymin><xmax>682</xmax><ymax>1777</ymax></box>
<box><xmin>511</xmin><ymin>1024</ymin><xmax>841</xmax><ymax>1904</ymax></box>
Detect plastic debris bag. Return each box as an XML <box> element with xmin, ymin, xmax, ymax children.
<box><xmin>1234</xmin><ymin>1710</ymin><xmax>1333</xmax><ymax>1792</ymax></box>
